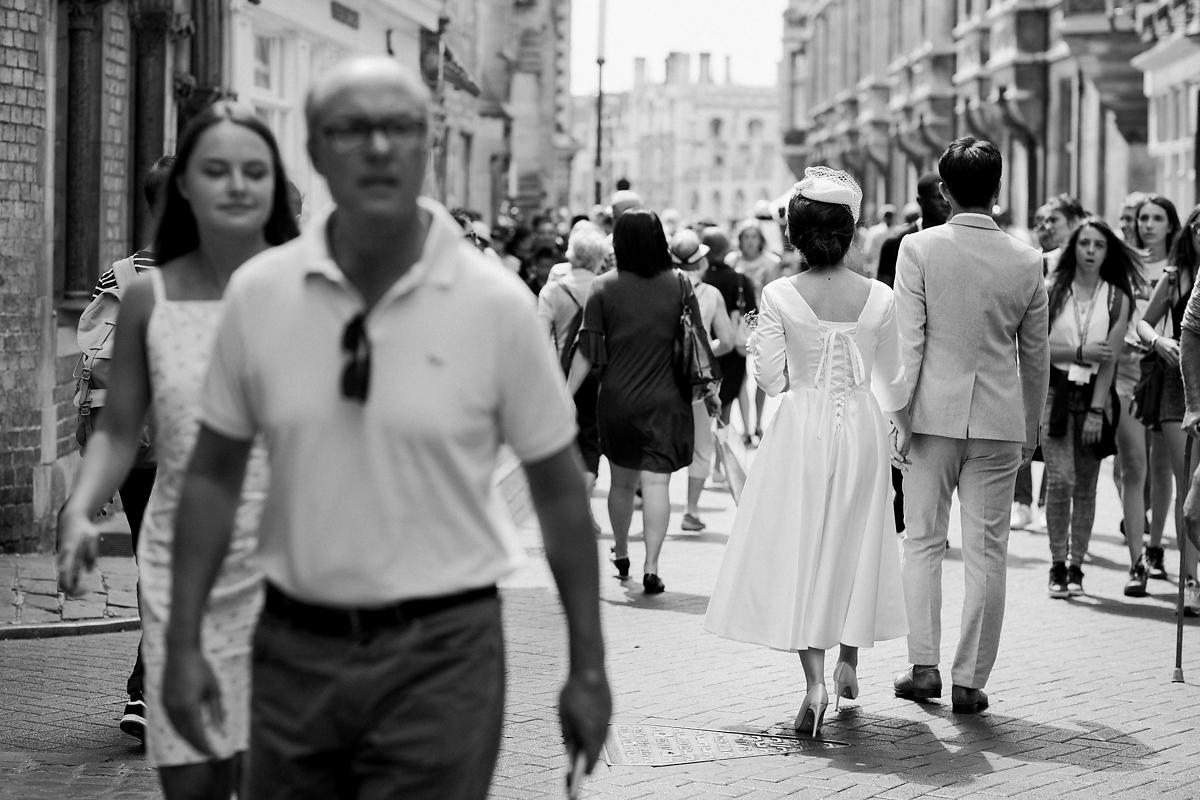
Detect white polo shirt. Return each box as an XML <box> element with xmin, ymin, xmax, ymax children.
<box><xmin>199</xmin><ymin>198</ymin><xmax>577</xmax><ymax>606</ymax></box>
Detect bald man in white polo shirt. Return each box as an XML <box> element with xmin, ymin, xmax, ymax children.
<box><xmin>163</xmin><ymin>57</ymin><xmax>611</xmax><ymax>799</ymax></box>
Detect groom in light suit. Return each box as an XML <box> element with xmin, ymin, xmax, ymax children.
<box><xmin>892</xmin><ymin>137</ymin><xmax>1049</xmax><ymax>713</ymax></box>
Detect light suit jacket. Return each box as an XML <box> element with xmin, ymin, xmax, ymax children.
<box><xmin>894</xmin><ymin>213</ymin><xmax>1049</xmax><ymax>446</ymax></box>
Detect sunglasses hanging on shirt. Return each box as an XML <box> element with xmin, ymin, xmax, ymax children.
<box><xmin>341</xmin><ymin>313</ymin><xmax>371</xmax><ymax>402</ymax></box>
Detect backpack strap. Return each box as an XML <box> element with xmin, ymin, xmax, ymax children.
<box><xmin>1105</xmin><ymin>283</ymin><xmax>1119</xmax><ymax>334</ymax></box>
<box><xmin>111</xmin><ymin>255</ymin><xmax>138</xmax><ymax>289</ymax></box>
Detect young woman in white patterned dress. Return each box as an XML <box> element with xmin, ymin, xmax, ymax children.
<box><xmin>58</xmin><ymin>101</ymin><xmax>298</xmax><ymax>798</ymax></box>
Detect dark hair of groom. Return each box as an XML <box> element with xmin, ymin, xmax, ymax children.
<box><xmin>937</xmin><ymin>137</ymin><xmax>1002</xmax><ymax>210</ymax></box>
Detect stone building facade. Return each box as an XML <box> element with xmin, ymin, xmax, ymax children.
<box><xmin>571</xmin><ymin>52</ymin><xmax>790</xmax><ymax>225</ymax></box>
<box><xmin>780</xmin><ymin>0</ymin><xmax>1179</xmax><ymax>228</ymax></box>
<box><xmin>0</xmin><ymin>0</ymin><xmax>574</xmax><ymax>552</ymax></box>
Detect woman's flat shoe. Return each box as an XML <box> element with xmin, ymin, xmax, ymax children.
<box><xmin>794</xmin><ymin>685</ymin><xmax>829</xmax><ymax>737</ymax></box>
<box><xmin>643</xmin><ymin>573</ymin><xmax>665</xmax><ymax>594</ymax></box>
<box><xmin>610</xmin><ymin>548</ymin><xmax>630</xmax><ymax>580</ymax></box>
<box><xmin>832</xmin><ymin>662</ymin><xmax>859</xmax><ymax>710</ymax></box>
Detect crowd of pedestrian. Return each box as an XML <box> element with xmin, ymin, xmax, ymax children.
<box><xmin>47</xmin><ymin>50</ymin><xmax>1200</xmax><ymax>800</ymax></box>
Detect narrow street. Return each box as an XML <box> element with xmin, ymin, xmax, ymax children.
<box><xmin>4</xmin><ymin>450</ymin><xmax>1200</xmax><ymax>799</ymax></box>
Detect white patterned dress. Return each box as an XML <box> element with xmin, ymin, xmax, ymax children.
<box><xmin>137</xmin><ymin>271</ymin><xmax>266</xmax><ymax>766</ymax></box>
<box><xmin>705</xmin><ymin>279</ymin><xmax>908</xmax><ymax>651</ymax></box>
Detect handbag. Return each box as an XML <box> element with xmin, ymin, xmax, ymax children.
<box><xmin>674</xmin><ymin>272</ymin><xmax>721</xmax><ymax>404</ymax></box>
<box><xmin>713</xmin><ymin>422</ymin><xmax>748</xmax><ymax>504</ymax></box>
<box><xmin>1131</xmin><ymin>268</ymin><xmax>1179</xmax><ymax>430</ymax></box>
<box><xmin>730</xmin><ymin>278</ymin><xmax>751</xmax><ymax>356</ymax></box>
<box><xmin>1131</xmin><ymin>351</ymin><xmax>1167</xmax><ymax>429</ymax></box>
<box><xmin>1090</xmin><ymin>387</ymin><xmax>1120</xmax><ymax>459</ymax></box>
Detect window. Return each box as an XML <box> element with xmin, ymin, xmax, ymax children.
<box><xmin>710</xmin><ymin>118</ymin><xmax>724</xmax><ymax>138</ymax></box>
<box><xmin>253</xmin><ymin>35</ymin><xmax>282</xmax><ymax>97</ymax></box>
<box><xmin>246</xmin><ymin>31</ymin><xmax>292</xmax><ymax>166</ymax></box>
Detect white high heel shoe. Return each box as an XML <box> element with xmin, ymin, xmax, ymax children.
<box><xmin>832</xmin><ymin>661</ymin><xmax>859</xmax><ymax>710</ymax></box>
<box><xmin>794</xmin><ymin>684</ymin><xmax>829</xmax><ymax>737</ymax></box>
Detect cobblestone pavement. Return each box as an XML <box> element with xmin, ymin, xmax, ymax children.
<box><xmin>3</xmin><ymin>450</ymin><xmax>1200</xmax><ymax>798</ymax></box>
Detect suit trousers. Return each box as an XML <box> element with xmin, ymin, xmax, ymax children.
<box><xmin>901</xmin><ymin>434</ymin><xmax>1022</xmax><ymax>688</ymax></box>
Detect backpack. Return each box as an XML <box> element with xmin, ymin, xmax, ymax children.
<box><xmin>74</xmin><ymin>254</ymin><xmax>155</xmax><ymax>463</ymax></box>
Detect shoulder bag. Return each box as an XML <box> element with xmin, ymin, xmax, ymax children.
<box><xmin>674</xmin><ymin>272</ymin><xmax>721</xmax><ymax>405</ymax></box>
<box><xmin>1131</xmin><ymin>268</ymin><xmax>1179</xmax><ymax>431</ymax></box>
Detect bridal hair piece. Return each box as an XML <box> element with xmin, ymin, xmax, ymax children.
<box><xmin>793</xmin><ymin>166</ymin><xmax>863</xmax><ymax>225</ymax></box>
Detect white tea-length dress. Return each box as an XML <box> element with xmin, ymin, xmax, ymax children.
<box><xmin>705</xmin><ymin>278</ymin><xmax>908</xmax><ymax>651</ymax></box>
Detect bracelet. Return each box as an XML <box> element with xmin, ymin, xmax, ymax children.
<box><xmin>1150</xmin><ymin>334</ymin><xmax>1161</xmax><ymax>349</ymax></box>
<box><xmin>1088</xmin><ymin>407</ymin><xmax>1104</xmax><ymax>415</ymax></box>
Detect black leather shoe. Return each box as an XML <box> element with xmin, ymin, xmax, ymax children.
<box><xmin>951</xmin><ymin>685</ymin><xmax>989</xmax><ymax>714</ymax></box>
<box><xmin>894</xmin><ymin>666</ymin><xmax>942</xmax><ymax>700</ymax></box>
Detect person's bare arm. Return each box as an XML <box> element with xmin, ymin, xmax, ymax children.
<box><xmin>58</xmin><ymin>279</ymin><xmax>155</xmax><ymax>594</ymax></box>
<box><xmin>523</xmin><ymin>445</ymin><xmax>611</xmax><ymax>772</ymax></box>
<box><xmin>709</xmin><ymin>301</ymin><xmax>734</xmax><ymax>357</ymax></box>
<box><xmin>1137</xmin><ymin>272</ymin><xmax>1180</xmax><ymax>368</ymax></box>
<box><xmin>162</xmin><ymin>425</ymin><xmax>252</xmax><ymax>756</ymax></box>
<box><xmin>1082</xmin><ymin>294</ymin><xmax>1128</xmax><ymax>446</ymax></box>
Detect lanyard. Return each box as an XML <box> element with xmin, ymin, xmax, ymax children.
<box><xmin>1071</xmin><ymin>281</ymin><xmax>1102</xmax><ymax>361</ymax></box>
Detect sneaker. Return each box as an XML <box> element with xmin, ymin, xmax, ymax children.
<box><xmin>1185</xmin><ymin>579</ymin><xmax>1200</xmax><ymax>617</ymax></box>
<box><xmin>1010</xmin><ymin>503</ymin><xmax>1032</xmax><ymax>531</ymax></box>
<box><xmin>680</xmin><ymin>512</ymin><xmax>706</xmax><ymax>532</ymax></box>
<box><xmin>1027</xmin><ymin>507</ymin><xmax>1047</xmax><ymax>534</ymax></box>
<box><xmin>1066</xmin><ymin>564</ymin><xmax>1085</xmax><ymax>596</ymax></box>
<box><xmin>1146</xmin><ymin>546</ymin><xmax>1168</xmax><ymax>580</ymax></box>
<box><xmin>1048</xmin><ymin>563</ymin><xmax>1069</xmax><ymax>599</ymax></box>
<box><xmin>120</xmin><ymin>698</ymin><xmax>146</xmax><ymax>742</ymax></box>
<box><xmin>1124</xmin><ymin>558</ymin><xmax>1149</xmax><ymax>598</ymax></box>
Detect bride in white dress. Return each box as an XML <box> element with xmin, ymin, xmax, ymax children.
<box><xmin>704</xmin><ymin>168</ymin><xmax>911</xmax><ymax>736</ymax></box>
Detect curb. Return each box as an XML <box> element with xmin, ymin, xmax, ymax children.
<box><xmin>0</xmin><ymin>463</ymin><xmax>527</xmax><ymax>641</ymax></box>
<box><xmin>0</xmin><ymin>616</ymin><xmax>141</xmax><ymax>641</ymax></box>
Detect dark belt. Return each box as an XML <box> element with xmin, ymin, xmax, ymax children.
<box><xmin>263</xmin><ymin>583</ymin><xmax>497</xmax><ymax>638</ymax></box>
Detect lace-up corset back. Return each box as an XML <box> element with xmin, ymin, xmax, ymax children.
<box><xmin>778</xmin><ymin>281</ymin><xmax>880</xmax><ymax>437</ymax></box>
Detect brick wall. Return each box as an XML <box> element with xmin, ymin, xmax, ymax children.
<box><xmin>99</xmin><ymin>2</ymin><xmax>129</xmax><ymax>270</ymax></box>
<box><xmin>0</xmin><ymin>0</ymin><xmax>49</xmax><ymax>552</ymax></box>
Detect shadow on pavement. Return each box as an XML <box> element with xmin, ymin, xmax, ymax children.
<box><xmin>601</xmin><ymin>585</ymin><xmax>712</xmax><ymax>616</ymax></box>
<box><xmin>763</xmin><ymin>703</ymin><xmax>1157</xmax><ymax>788</ymax></box>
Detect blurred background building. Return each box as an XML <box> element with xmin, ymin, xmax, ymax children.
<box><xmin>571</xmin><ymin>51</ymin><xmax>790</xmax><ymax>225</ymax></box>
<box><xmin>780</xmin><ymin>0</ymin><xmax>1198</xmax><ymax>227</ymax></box>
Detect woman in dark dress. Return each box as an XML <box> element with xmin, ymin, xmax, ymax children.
<box><xmin>568</xmin><ymin>210</ymin><xmax>704</xmax><ymax>594</ymax></box>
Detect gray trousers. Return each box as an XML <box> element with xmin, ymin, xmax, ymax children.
<box><xmin>901</xmin><ymin>434</ymin><xmax>1022</xmax><ymax>689</ymax></box>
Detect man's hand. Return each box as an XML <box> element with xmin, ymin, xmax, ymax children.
<box><xmin>559</xmin><ymin>669</ymin><xmax>612</xmax><ymax>773</ymax></box>
<box><xmin>163</xmin><ymin>644</ymin><xmax>222</xmax><ymax>757</ymax></box>
<box><xmin>1081</xmin><ymin>412</ymin><xmax>1103</xmax><ymax>446</ymax></box>
<box><xmin>56</xmin><ymin>507</ymin><xmax>101</xmax><ymax>597</ymax></box>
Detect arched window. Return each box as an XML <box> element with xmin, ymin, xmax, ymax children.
<box><xmin>747</xmin><ymin>118</ymin><xmax>764</xmax><ymax>139</ymax></box>
<box><xmin>709</xmin><ymin>117</ymin><xmax>724</xmax><ymax>138</ymax></box>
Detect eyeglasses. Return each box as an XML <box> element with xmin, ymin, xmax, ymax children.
<box><xmin>322</xmin><ymin>117</ymin><xmax>427</xmax><ymax>154</ymax></box>
<box><xmin>341</xmin><ymin>313</ymin><xmax>371</xmax><ymax>403</ymax></box>
<box><xmin>1191</xmin><ymin>222</ymin><xmax>1200</xmax><ymax>235</ymax></box>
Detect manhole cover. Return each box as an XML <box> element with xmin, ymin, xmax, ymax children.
<box><xmin>604</xmin><ymin>723</ymin><xmax>848</xmax><ymax>766</ymax></box>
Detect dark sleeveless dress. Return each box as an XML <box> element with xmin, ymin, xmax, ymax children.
<box><xmin>578</xmin><ymin>269</ymin><xmax>697</xmax><ymax>473</ymax></box>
